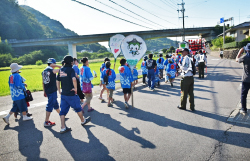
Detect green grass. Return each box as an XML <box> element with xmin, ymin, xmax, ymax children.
<box><xmin>0</xmin><ymin>58</ymin><xmax>150</xmax><ymax>96</ymax></box>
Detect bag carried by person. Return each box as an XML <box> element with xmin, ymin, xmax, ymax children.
<box><xmin>104</xmin><ymin>69</ymin><xmax>111</xmax><ymax>85</ymax></box>
<box><xmin>190</xmin><ymin>59</ymin><xmax>196</xmax><ymax>75</ymax></box>
<box><xmin>24</xmin><ymin>89</ymin><xmax>33</xmax><ymax>102</ymax></box>
<box><xmin>146</xmin><ymin>59</ymin><xmax>153</xmax><ymax>69</ymax></box>
<box><xmin>82</xmin><ymin>69</ymin><xmax>92</xmax><ymax>93</ymax></box>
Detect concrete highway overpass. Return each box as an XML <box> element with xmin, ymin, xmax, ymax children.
<box><xmin>9</xmin><ymin>27</ymin><xmax>217</xmax><ymax>58</ymax></box>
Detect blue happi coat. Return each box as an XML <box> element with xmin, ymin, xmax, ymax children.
<box><xmin>157</xmin><ymin>57</ymin><xmax>165</xmax><ymax>69</ymax></box>
<box><xmin>166</xmin><ymin>62</ymin><xmax>177</xmax><ymax>79</ymax></box>
<box><xmin>79</xmin><ymin>65</ymin><xmax>94</xmax><ymax>90</ymax></box>
<box><xmin>141</xmin><ymin>61</ymin><xmax>148</xmax><ymax>75</ymax></box>
<box><xmin>100</xmin><ymin>68</ymin><xmax>116</xmax><ymax>90</ymax></box>
<box><xmin>9</xmin><ymin>73</ymin><xmax>26</xmax><ymax>101</ymax></box>
<box><xmin>163</xmin><ymin>59</ymin><xmax>169</xmax><ymax>71</ymax></box>
<box><xmin>100</xmin><ymin>63</ymin><xmax>106</xmax><ymax>73</ymax></box>
<box><xmin>118</xmin><ymin>65</ymin><xmax>133</xmax><ymax>88</ymax></box>
<box><xmin>154</xmin><ymin>68</ymin><xmax>160</xmax><ymax>83</ymax></box>
<box><xmin>133</xmin><ymin>69</ymin><xmax>138</xmax><ymax>81</ymax></box>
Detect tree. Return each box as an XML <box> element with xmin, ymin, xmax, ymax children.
<box><xmin>162</xmin><ymin>48</ymin><xmax>168</xmax><ymax>53</ymax></box>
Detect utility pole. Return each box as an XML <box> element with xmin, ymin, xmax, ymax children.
<box><xmin>177</xmin><ymin>0</ymin><xmax>187</xmax><ymax>41</ymax></box>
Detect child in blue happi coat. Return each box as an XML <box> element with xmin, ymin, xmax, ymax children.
<box><xmin>80</xmin><ymin>57</ymin><xmax>96</xmax><ymax>113</ymax></box>
<box><xmin>157</xmin><ymin>54</ymin><xmax>164</xmax><ymax>79</ymax></box>
<box><xmin>118</xmin><ymin>58</ymin><xmax>134</xmax><ymax>108</ymax></box>
<box><xmin>163</xmin><ymin>54</ymin><xmax>169</xmax><ymax>83</ymax></box>
<box><xmin>166</xmin><ymin>58</ymin><xmax>176</xmax><ymax>87</ymax></box>
<box><xmin>101</xmin><ymin>61</ymin><xmax>116</xmax><ymax>107</ymax></box>
<box><xmin>141</xmin><ymin>56</ymin><xmax>148</xmax><ymax>85</ymax></box>
<box><xmin>154</xmin><ymin>68</ymin><xmax>160</xmax><ymax>87</ymax></box>
<box><xmin>99</xmin><ymin>57</ymin><xmax>110</xmax><ymax>101</ymax></box>
<box><xmin>133</xmin><ymin>67</ymin><xmax>138</xmax><ymax>89</ymax></box>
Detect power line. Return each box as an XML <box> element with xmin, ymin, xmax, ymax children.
<box><xmin>71</xmin><ymin>0</ymin><xmax>154</xmax><ymax>30</ymax></box>
<box><xmin>95</xmin><ymin>0</ymin><xmax>160</xmax><ymax>29</ymax></box>
<box><xmin>108</xmin><ymin>0</ymin><xmax>167</xmax><ymax>28</ymax></box>
<box><xmin>122</xmin><ymin>0</ymin><xmax>178</xmax><ymax>26</ymax></box>
<box><xmin>145</xmin><ymin>0</ymin><xmax>176</xmax><ymax>14</ymax></box>
<box><xmin>162</xmin><ymin>0</ymin><xmax>178</xmax><ymax>9</ymax></box>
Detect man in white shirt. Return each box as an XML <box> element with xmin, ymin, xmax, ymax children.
<box><xmin>196</xmin><ymin>50</ymin><xmax>207</xmax><ymax>78</ymax></box>
<box><xmin>177</xmin><ymin>48</ymin><xmax>195</xmax><ymax>111</ymax></box>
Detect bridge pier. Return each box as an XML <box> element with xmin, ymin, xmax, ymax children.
<box><xmin>68</xmin><ymin>43</ymin><xmax>77</xmax><ymax>58</ymax></box>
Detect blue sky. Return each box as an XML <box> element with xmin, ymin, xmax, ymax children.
<box><xmin>18</xmin><ymin>0</ymin><xmax>250</xmax><ymax>46</ymax></box>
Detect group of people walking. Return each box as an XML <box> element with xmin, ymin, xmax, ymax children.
<box><xmin>3</xmin><ymin>47</ymin><xmax>209</xmax><ymax>134</ymax></box>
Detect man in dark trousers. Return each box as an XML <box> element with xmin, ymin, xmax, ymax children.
<box><xmin>177</xmin><ymin>48</ymin><xmax>195</xmax><ymax>111</ymax></box>
<box><xmin>56</xmin><ymin>55</ymin><xmax>91</xmax><ymax>134</ymax></box>
<box><xmin>196</xmin><ymin>50</ymin><xmax>207</xmax><ymax>78</ymax></box>
<box><xmin>146</xmin><ymin>53</ymin><xmax>157</xmax><ymax>91</ymax></box>
<box><xmin>236</xmin><ymin>43</ymin><xmax>250</xmax><ymax>114</ymax></box>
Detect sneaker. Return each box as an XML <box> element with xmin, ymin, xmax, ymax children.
<box><xmin>171</xmin><ymin>83</ymin><xmax>173</xmax><ymax>87</ymax></box>
<box><xmin>60</xmin><ymin>127</ymin><xmax>72</xmax><ymax>134</ymax></box>
<box><xmin>27</xmin><ymin>113</ymin><xmax>32</xmax><ymax>117</ymax></box>
<box><xmin>125</xmin><ymin>102</ymin><xmax>130</xmax><ymax>108</ymax></box>
<box><xmin>81</xmin><ymin>116</ymin><xmax>91</xmax><ymax>126</ymax></box>
<box><xmin>148</xmin><ymin>87</ymin><xmax>151</xmax><ymax>90</ymax></box>
<box><xmin>23</xmin><ymin>116</ymin><xmax>33</xmax><ymax>121</ymax></box>
<box><xmin>3</xmin><ymin>116</ymin><xmax>9</xmax><ymax>125</ymax></box>
<box><xmin>44</xmin><ymin>121</ymin><xmax>56</xmax><ymax>127</ymax></box>
<box><xmin>151</xmin><ymin>88</ymin><xmax>155</xmax><ymax>91</ymax></box>
<box><xmin>240</xmin><ymin>109</ymin><xmax>247</xmax><ymax>114</ymax></box>
<box><xmin>124</xmin><ymin>102</ymin><xmax>129</xmax><ymax>109</ymax></box>
<box><xmin>107</xmin><ymin>103</ymin><xmax>113</xmax><ymax>107</ymax></box>
<box><xmin>98</xmin><ymin>97</ymin><xmax>104</xmax><ymax>101</ymax></box>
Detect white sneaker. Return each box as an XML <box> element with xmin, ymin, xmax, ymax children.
<box><xmin>124</xmin><ymin>102</ymin><xmax>128</xmax><ymax>109</ymax></box>
<box><xmin>23</xmin><ymin>116</ymin><xmax>33</xmax><ymax>121</ymax></box>
<box><xmin>3</xmin><ymin>116</ymin><xmax>9</xmax><ymax>125</ymax></box>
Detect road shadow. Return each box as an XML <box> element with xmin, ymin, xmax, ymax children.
<box><xmin>4</xmin><ymin>120</ymin><xmax>46</xmax><ymax>161</ymax></box>
<box><xmin>116</xmin><ymin>106</ymin><xmax>250</xmax><ymax>149</ymax></box>
<box><xmin>87</xmin><ymin>110</ymin><xmax>156</xmax><ymax>149</ymax></box>
<box><xmin>47</xmin><ymin>125</ymin><xmax>115</xmax><ymax>161</ymax></box>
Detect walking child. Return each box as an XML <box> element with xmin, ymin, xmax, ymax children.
<box><xmin>133</xmin><ymin>67</ymin><xmax>138</xmax><ymax>89</ymax></box>
<box><xmin>166</xmin><ymin>59</ymin><xmax>176</xmax><ymax>87</ymax></box>
<box><xmin>164</xmin><ymin>54</ymin><xmax>169</xmax><ymax>83</ymax></box>
<box><xmin>73</xmin><ymin>58</ymin><xmax>85</xmax><ymax>105</ymax></box>
<box><xmin>42</xmin><ymin>58</ymin><xmax>61</xmax><ymax>126</ymax></box>
<box><xmin>100</xmin><ymin>61</ymin><xmax>116</xmax><ymax>107</ymax></box>
<box><xmin>57</xmin><ymin>56</ymin><xmax>91</xmax><ymax>134</ymax></box>
<box><xmin>157</xmin><ymin>54</ymin><xmax>164</xmax><ymax>79</ymax></box>
<box><xmin>99</xmin><ymin>57</ymin><xmax>110</xmax><ymax>101</ymax></box>
<box><xmin>141</xmin><ymin>56</ymin><xmax>148</xmax><ymax>85</ymax></box>
<box><xmin>154</xmin><ymin>67</ymin><xmax>160</xmax><ymax>87</ymax></box>
<box><xmin>118</xmin><ymin>58</ymin><xmax>134</xmax><ymax>108</ymax></box>
<box><xmin>80</xmin><ymin>57</ymin><xmax>96</xmax><ymax>113</ymax></box>
<box><xmin>3</xmin><ymin>63</ymin><xmax>33</xmax><ymax>125</ymax></box>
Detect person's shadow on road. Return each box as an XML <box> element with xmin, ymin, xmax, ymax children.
<box><xmin>47</xmin><ymin>125</ymin><xmax>115</xmax><ymax>161</ymax></box>
<box><xmin>4</xmin><ymin>120</ymin><xmax>47</xmax><ymax>161</ymax></box>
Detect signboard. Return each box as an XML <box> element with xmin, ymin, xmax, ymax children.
<box><xmin>109</xmin><ymin>34</ymin><xmax>125</xmax><ymax>58</ymax></box>
<box><xmin>220</xmin><ymin>17</ymin><xmax>224</xmax><ymax>23</ymax></box>
<box><xmin>120</xmin><ymin>35</ymin><xmax>147</xmax><ymax>69</ymax></box>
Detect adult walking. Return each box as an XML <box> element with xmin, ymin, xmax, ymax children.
<box><xmin>177</xmin><ymin>48</ymin><xmax>195</xmax><ymax>111</ymax></box>
<box><xmin>57</xmin><ymin>56</ymin><xmax>91</xmax><ymax>134</ymax></box>
<box><xmin>157</xmin><ymin>54</ymin><xmax>164</xmax><ymax>79</ymax></box>
<box><xmin>236</xmin><ymin>44</ymin><xmax>250</xmax><ymax>114</ymax></box>
<box><xmin>196</xmin><ymin>50</ymin><xmax>207</xmax><ymax>78</ymax></box>
<box><xmin>146</xmin><ymin>53</ymin><xmax>157</xmax><ymax>91</ymax></box>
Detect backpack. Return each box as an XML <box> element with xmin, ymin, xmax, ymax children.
<box><xmin>104</xmin><ymin>69</ymin><xmax>111</xmax><ymax>85</ymax></box>
<box><xmin>190</xmin><ymin>59</ymin><xmax>196</xmax><ymax>75</ymax></box>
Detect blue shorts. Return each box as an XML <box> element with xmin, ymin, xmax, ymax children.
<box><xmin>59</xmin><ymin>95</ymin><xmax>82</xmax><ymax>116</ymax></box>
<box><xmin>46</xmin><ymin>91</ymin><xmax>59</xmax><ymax>112</ymax></box>
<box><xmin>11</xmin><ymin>98</ymin><xmax>28</xmax><ymax>113</ymax></box>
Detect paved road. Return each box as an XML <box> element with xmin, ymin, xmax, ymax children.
<box><xmin>0</xmin><ymin>55</ymin><xmax>249</xmax><ymax>161</ymax></box>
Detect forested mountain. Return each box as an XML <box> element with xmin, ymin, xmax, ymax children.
<box><xmin>146</xmin><ymin>38</ymin><xmax>178</xmax><ymax>51</ymax></box>
<box><xmin>21</xmin><ymin>5</ymin><xmax>77</xmax><ymax>37</ymax></box>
